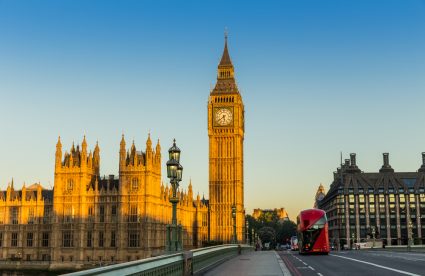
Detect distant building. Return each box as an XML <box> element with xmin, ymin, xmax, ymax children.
<box><xmin>252</xmin><ymin>208</ymin><xmax>290</xmax><ymax>222</ymax></box>
<box><xmin>314</xmin><ymin>183</ymin><xmax>326</xmax><ymax>208</ymax></box>
<box><xmin>318</xmin><ymin>153</ymin><xmax>425</xmax><ymax>247</ymax></box>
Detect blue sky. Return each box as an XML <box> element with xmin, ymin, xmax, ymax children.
<box><xmin>0</xmin><ymin>0</ymin><xmax>424</xmax><ymax>218</ymax></box>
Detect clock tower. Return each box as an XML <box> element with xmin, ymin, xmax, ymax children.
<box><xmin>208</xmin><ymin>34</ymin><xmax>245</xmax><ymax>243</ymax></box>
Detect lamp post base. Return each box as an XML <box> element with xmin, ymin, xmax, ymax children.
<box><xmin>166</xmin><ymin>224</ymin><xmax>183</xmax><ymax>252</ymax></box>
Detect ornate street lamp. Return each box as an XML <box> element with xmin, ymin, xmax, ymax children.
<box><xmin>232</xmin><ymin>204</ymin><xmax>237</xmax><ymax>244</ymax></box>
<box><xmin>166</xmin><ymin>139</ymin><xmax>183</xmax><ymax>252</ymax></box>
<box><xmin>371</xmin><ymin>226</ymin><xmax>376</xmax><ymax>249</ymax></box>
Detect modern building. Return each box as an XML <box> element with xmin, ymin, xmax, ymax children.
<box><xmin>208</xmin><ymin>33</ymin><xmax>245</xmax><ymax>243</ymax></box>
<box><xmin>318</xmin><ymin>153</ymin><xmax>425</xmax><ymax>248</ymax></box>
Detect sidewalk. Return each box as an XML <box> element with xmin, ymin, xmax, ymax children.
<box><xmin>204</xmin><ymin>250</ymin><xmax>291</xmax><ymax>276</ymax></box>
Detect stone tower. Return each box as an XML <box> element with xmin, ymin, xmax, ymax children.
<box><xmin>208</xmin><ymin>34</ymin><xmax>245</xmax><ymax>242</ymax></box>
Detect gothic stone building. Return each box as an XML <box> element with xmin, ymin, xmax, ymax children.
<box><xmin>318</xmin><ymin>153</ymin><xmax>425</xmax><ymax>248</ymax></box>
<box><xmin>0</xmin><ymin>35</ymin><xmax>246</xmax><ymax>270</ymax></box>
<box><xmin>0</xmin><ymin>135</ymin><xmax>209</xmax><ymax>271</ymax></box>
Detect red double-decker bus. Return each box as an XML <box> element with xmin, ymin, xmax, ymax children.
<box><xmin>297</xmin><ymin>209</ymin><xmax>329</xmax><ymax>254</ymax></box>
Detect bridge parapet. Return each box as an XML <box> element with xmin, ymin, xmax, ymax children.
<box><xmin>63</xmin><ymin>244</ymin><xmax>253</xmax><ymax>276</ymax></box>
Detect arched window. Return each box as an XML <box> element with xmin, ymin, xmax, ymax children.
<box><xmin>67</xmin><ymin>179</ymin><xmax>73</xmax><ymax>190</ymax></box>
<box><xmin>131</xmin><ymin>178</ymin><xmax>139</xmax><ymax>190</ymax></box>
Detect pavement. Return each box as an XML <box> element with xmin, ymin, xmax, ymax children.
<box><xmin>205</xmin><ymin>250</ymin><xmax>425</xmax><ymax>276</ymax></box>
<box><xmin>204</xmin><ymin>250</ymin><xmax>290</xmax><ymax>276</ymax></box>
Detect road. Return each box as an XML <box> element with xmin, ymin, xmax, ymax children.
<box><xmin>277</xmin><ymin>250</ymin><xmax>425</xmax><ymax>276</ymax></box>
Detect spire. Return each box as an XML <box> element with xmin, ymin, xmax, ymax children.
<box><xmin>56</xmin><ymin>136</ymin><xmax>62</xmax><ymax>150</ymax></box>
<box><xmin>212</xmin><ymin>30</ymin><xmax>238</xmax><ymax>94</ymax></box>
<box><xmin>55</xmin><ymin>136</ymin><xmax>62</xmax><ymax>166</ymax></box>
<box><xmin>146</xmin><ymin>132</ymin><xmax>152</xmax><ymax>149</ymax></box>
<box><xmin>120</xmin><ymin>134</ymin><xmax>126</xmax><ymax>150</ymax></box>
<box><xmin>156</xmin><ymin>139</ymin><xmax>161</xmax><ymax>153</ymax></box>
<box><xmin>219</xmin><ymin>29</ymin><xmax>233</xmax><ymax>67</ymax></box>
<box><xmin>82</xmin><ymin>135</ymin><xmax>87</xmax><ymax>152</ymax></box>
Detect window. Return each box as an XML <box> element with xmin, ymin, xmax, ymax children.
<box><xmin>62</xmin><ymin>231</ymin><xmax>73</xmax><ymax>247</ymax></box>
<box><xmin>64</xmin><ymin>204</ymin><xmax>73</xmax><ymax>223</ymax></box>
<box><xmin>111</xmin><ymin>231</ymin><xmax>116</xmax><ymax>247</ymax></box>
<box><xmin>28</xmin><ymin>207</ymin><xmax>35</xmax><ymax>224</ymax></box>
<box><xmin>129</xmin><ymin>205</ymin><xmax>138</xmax><ymax>222</ymax></box>
<box><xmin>111</xmin><ymin>205</ymin><xmax>117</xmax><ymax>216</ymax></box>
<box><xmin>87</xmin><ymin>231</ymin><xmax>92</xmax><ymax>247</ymax></box>
<box><xmin>131</xmin><ymin>178</ymin><xmax>139</xmax><ymax>190</ymax></box>
<box><xmin>128</xmin><ymin>231</ymin><xmax>139</xmax><ymax>247</ymax></box>
<box><xmin>88</xmin><ymin>205</ymin><xmax>94</xmax><ymax>222</ymax></box>
<box><xmin>99</xmin><ymin>231</ymin><xmax>104</xmax><ymax>247</ymax></box>
<box><xmin>42</xmin><ymin>232</ymin><xmax>49</xmax><ymax>247</ymax></box>
<box><xmin>11</xmin><ymin>232</ymin><xmax>18</xmax><ymax>247</ymax></box>
<box><xmin>43</xmin><ymin>206</ymin><xmax>51</xmax><ymax>224</ymax></box>
<box><xmin>99</xmin><ymin>205</ymin><xmax>105</xmax><ymax>223</ymax></box>
<box><xmin>10</xmin><ymin>207</ymin><xmax>19</xmax><ymax>224</ymax></box>
<box><xmin>27</xmin><ymin>232</ymin><xmax>33</xmax><ymax>247</ymax></box>
<box><xmin>67</xmin><ymin>179</ymin><xmax>74</xmax><ymax>190</ymax></box>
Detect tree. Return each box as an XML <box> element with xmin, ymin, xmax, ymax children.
<box><xmin>276</xmin><ymin>220</ymin><xmax>297</xmax><ymax>244</ymax></box>
<box><xmin>247</xmin><ymin>211</ymin><xmax>297</xmax><ymax>248</ymax></box>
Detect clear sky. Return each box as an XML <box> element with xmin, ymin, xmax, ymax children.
<box><xmin>1</xmin><ymin>0</ymin><xmax>425</xmax><ymax>219</ymax></box>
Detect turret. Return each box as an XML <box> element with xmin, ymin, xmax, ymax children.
<box><xmin>120</xmin><ymin>134</ymin><xmax>126</xmax><ymax>168</ymax></box>
<box><xmin>55</xmin><ymin>136</ymin><xmax>62</xmax><ymax>167</ymax></box>
<box><xmin>146</xmin><ymin>133</ymin><xmax>152</xmax><ymax>163</ymax></box>
<box><xmin>22</xmin><ymin>183</ymin><xmax>26</xmax><ymax>202</ymax></box>
<box><xmin>155</xmin><ymin>139</ymin><xmax>161</xmax><ymax>160</ymax></box>
<box><xmin>93</xmin><ymin>141</ymin><xmax>100</xmax><ymax>175</ymax></box>
<box><xmin>188</xmin><ymin>179</ymin><xmax>193</xmax><ymax>200</ymax></box>
<box><xmin>81</xmin><ymin>135</ymin><xmax>87</xmax><ymax>164</ymax></box>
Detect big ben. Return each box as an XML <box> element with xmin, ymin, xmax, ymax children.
<box><xmin>208</xmin><ymin>34</ymin><xmax>244</xmax><ymax>243</ymax></box>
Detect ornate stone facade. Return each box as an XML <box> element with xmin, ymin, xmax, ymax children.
<box><xmin>0</xmin><ymin>36</ymin><xmax>245</xmax><ymax>271</ymax></box>
<box><xmin>208</xmin><ymin>35</ymin><xmax>245</xmax><ymax>243</ymax></box>
<box><xmin>0</xmin><ymin>135</ymin><xmax>209</xmax><ymax>270</ymax></box>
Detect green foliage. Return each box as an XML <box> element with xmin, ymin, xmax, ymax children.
<box><xmin>247</xmin><ymin>210</ymin><xmax>297</xmax><ymax>247</ymax></box>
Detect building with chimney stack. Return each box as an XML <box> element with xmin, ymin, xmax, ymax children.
<box><xmin>318</xmin><ymin>153</ymin><xmax>425</xmax><ymax>248</ymax></box>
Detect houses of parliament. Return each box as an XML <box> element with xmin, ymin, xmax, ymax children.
<box><xmin>0</xmin><ymin>36</ymin><xmax>245</xmax><ymax>271</ymax></box>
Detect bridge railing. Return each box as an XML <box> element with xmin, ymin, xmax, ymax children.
<box><xmin>63</xmin><ymin>244</ymin><xmax>253</xmax><ymax>276</ymax></box>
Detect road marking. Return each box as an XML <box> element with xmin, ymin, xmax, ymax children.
<box><xmin>274</xmin><ymin>251</ymin><xmax>292</xmax><ymax>276</ymax></box>
<box><xmin>308</xmin><ymin>265</ymin><xmax>315</xmax><ymax>271</ymax></box>
<box><xmin>317</xmin><ymin>273</ymin><xmax>324</xmax><ymax>276</ymax></box>
<box><xmin>330</xmin><ymin>254</ymin><xmax>421</xmax><ymax>276</ymax></box>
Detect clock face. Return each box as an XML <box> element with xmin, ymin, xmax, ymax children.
<box><xmin>215</xmin><ymin>108</ymin><xmax>233</xmax><ymax>126</ymax></box>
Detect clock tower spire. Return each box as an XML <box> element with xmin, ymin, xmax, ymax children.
<box><xmin>208</xmin><ymin>33</ymin><xmax>245</xmax><ymax>243</ymax></box>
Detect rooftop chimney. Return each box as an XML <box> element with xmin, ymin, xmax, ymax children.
<box><xmin>419</xmin><ymin>152</ymin><xmax>425</xmax><ymax>172</ymax></box>
<box><xmin>350</xmin><ymin>153</ymin><xmax>357</xmax><ymax>167</ymax></box>
<box><xmin>379</xmin><ymin>153</ymin><xmax>394</xmax><ymax>173</ymax></box>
